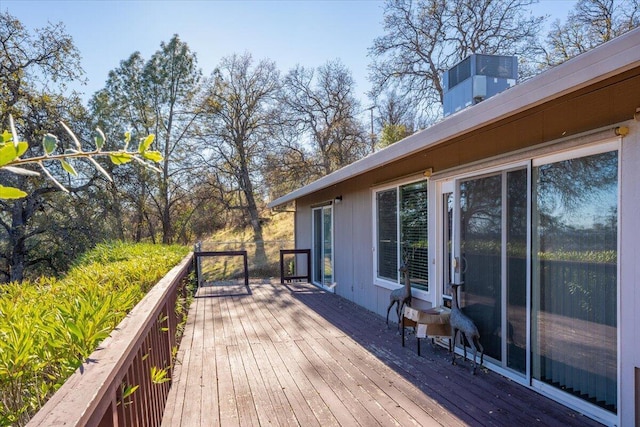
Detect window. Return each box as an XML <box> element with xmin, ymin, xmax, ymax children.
<box><xmin>376</xmin><ymin>189</ymin><xmax>397</xmax><ymax>281</ymax></box>
<box><xmin>375</xmin><ymin>180</ymin><xmax>429</xmax><ymax>291</ymax></box>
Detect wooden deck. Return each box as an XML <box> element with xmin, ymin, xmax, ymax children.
<box><xmin>162</xmin><ymin>280</ymin><xmax>603</xmax><ymax>426</ymax></box>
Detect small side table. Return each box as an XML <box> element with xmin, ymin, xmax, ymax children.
<box><xmin>402</xmin><ymin>306</ymin><xmax>452</xmax><ymax>356</ymax></box>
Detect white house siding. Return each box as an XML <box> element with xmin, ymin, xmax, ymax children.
<box><xmin>294</xmin><ymin>174</ymin><xmax>438</xmax><ymax>316</ymax></box>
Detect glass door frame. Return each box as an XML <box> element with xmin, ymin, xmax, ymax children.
<box><xmin>529</xmin><ymin>140</ymin><xmax>620</xmax><ymax>424</ymax></box>
<box><xmin>437</xmin><ymin>180</ymin><xmax>455</xmax><ymax>308</ymax></box>
<box><xmin>436</xmin><ymin>160</ymin><xmax>531</xmax><ymax>384</ymax></box>
<box><xmin>311</xmin><ymin>204</ymin><xmax>335</xmax><ymax>292</ymax></box>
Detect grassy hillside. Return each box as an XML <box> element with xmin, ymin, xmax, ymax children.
<box><xmin>198</xmin><ymin>211</ymin><xmax>294</xmax><ymax>280</ymax></box>
<box><xmin>204</xmin><ymin>210</ymin><xmax>294</xmax><ymax>246</ymax></box>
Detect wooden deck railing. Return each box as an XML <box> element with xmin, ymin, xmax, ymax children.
<box><xmin>27</xmin><ymin>253</ymin><xmax>194</xmax><ymax>427</ymax></box>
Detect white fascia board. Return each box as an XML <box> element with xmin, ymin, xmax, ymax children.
<box><xmin>268</xmin><ymin>28</ymin><xmax>640</xmax><ymax>209</ymax></box>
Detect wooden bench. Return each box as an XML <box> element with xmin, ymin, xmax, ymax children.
<box><xmin>402</xmin><ymin>306</ymin><xmax>452</xmax><ymax>356</ymax></box>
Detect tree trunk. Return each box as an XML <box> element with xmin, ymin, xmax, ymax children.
<box><xmin>134</xmin><ymin>207</ymin><xmax>144</xmax><ymax>242</ymax></box>
<box><xmin>160</xmin><ymin>168</ymin><xmax>172</xmax><ymax>244</ymax></box>
<box><xmin>161</xmin><ymin>119</ymin><xmax>173</xmax><ymax>244</ymax></box>
<box><xmin>239</xmin><ymin>159</ymin><xmax>267</xmax><ymax>269</ymax></box>
<box><xmin>249</xmin><ymin>205</ymin><xmax>267</xmax><ymax>269</ymax></box>
<box><xmin>6</xmin><ymin>194</ymin><xmax>41</xmax><ymax>283</ymax></box>
<box><xmin>8</xmin><ymin>207</ymin><xmax>26</xmax><ymax>283</ymax></box>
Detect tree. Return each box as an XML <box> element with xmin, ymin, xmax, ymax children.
<box><xmin>376</xmin><ymin>91</ymin><xmax>416</xmax><ymax>130</ymax></box>
<box><xmin>145</xmin><ymin>36</ymin><xmax>201</xmax><ymax>244</ymax></box>
<box><xmin>544</xmin><ymin>0</ymin><xmax>640</xmax><ymax>66</ymax></box>
<box><xmin>378</xmin><ymin>123</ymin><xmax>410</xmax><ymax>149</ymax></box>
<box><xmin>0</xmin><ymin>13</ymin><xmax>164</xmax><ymax>282</ymax></box>
<box><xmin>198</xmin><ymin>53</ymin><xmax>280</xmax><ymax>266</ymax></box>
<box><xmin>375</xmin><ymin>90</ymin><xmax>417</xmax><ymax>148</ymax></box>
<box><xmin>262</xmin><ymin>131</ymin><xmax>319</xmax><ymax>200</ymax></box>
<box><xmin>281</xmin><ymin>60</ymin><xmax>369</xmax><ymax>176</ymax></box>
<box><xmin>91</xmin><ymin>54</ymin><xmax>156</xmax><ymax>242</ymax></box>
<box><xmin>369</xmin><ymin>0</ymin><xmax>544</xmax><ymax>121</ymax></box>
<box><xmin>91</xmin><ymin>35</ymin><xmax>201</xmax><ymax>244</ymax></box>
<box><xmin>0</xmin><ymin>12</ymin><xmax>83</xmax><ymax>120</ymax></box>
<box><xmin>0</xmin><ymin>12</ymin><xmax>86</xmax><ymax>282</ymax></box>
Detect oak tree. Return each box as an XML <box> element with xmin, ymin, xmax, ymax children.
<box><xmin>369</xmin><ymin>0</ymin><xmax>544</xmax><ymax>121</ymax></box>
<box><xmin>544</xmin><ymin>0</ymin><xmax>640</xmax><ymax>66</ymax></box>
<box><xmin>198</xmin><ymin>53</ymin><xmax>280</xmax><ymax>266</ymax></box>
<box><xmin>281</xmin><ymin>59</ymin><xmax>369</xmax><ymax>176</ymax></box>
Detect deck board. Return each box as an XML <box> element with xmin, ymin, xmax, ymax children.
<box><xmin>162</xmin><ymin>281</ymin><xmax>604</xmax><ymax>426</ymax></box>
<box><xmin>163</xmin><ymin>289</ymin><xmax>198</xmax><ymax>426</ymax></box>
<box><xmin>179</xmin><ymin>290</ymin><xmax>204</xmax><ymax>427</ymax></box>
<box><xmin>199</xmin><ymin>297</ymin><xmax>219</xmax><ymax>427</ymax></box>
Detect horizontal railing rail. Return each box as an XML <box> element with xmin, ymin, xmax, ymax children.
<box><xmin>27</xmin><ymin>252</ymin><xmax>194</xmax><ymax>427</ymax></box>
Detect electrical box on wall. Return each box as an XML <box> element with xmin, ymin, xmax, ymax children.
<box><xmin>443</xmin><ymin>54</ymin><xmax>518</xmax><ymax>117</ymax></box>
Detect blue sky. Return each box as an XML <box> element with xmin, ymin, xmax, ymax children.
<box><xmin>3</xmin><ymin>0</ymin><xmax>576</xmax><ymax>113</ymax></box>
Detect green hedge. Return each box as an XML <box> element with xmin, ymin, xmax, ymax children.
<box><xmin>461</xmin><ymin>240</ymin><xmax>616</xmax><ymax>263</ymax></box>
<box><xmin>0</xmin><ymin>242</ymin><xmax>189</xmax><ymax>426</ymax></box>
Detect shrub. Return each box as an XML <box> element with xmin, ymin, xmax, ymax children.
<box><xmin>0</xmin><ymin>242</ymin><xmax>188</xmax><ymax>426</ymax></box>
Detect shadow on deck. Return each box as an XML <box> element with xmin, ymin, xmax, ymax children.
<box><xmin>162</xmin><ymin>279</ymin><xmax>603</xmax><ymax>426</ymax></box>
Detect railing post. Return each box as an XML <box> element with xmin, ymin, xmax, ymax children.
<box><xmin>194</xmin><ymin>242</ymin><xmax>202</xmax><ymax>288</ymax></box>
<box><xmin>280</xmin><ymin>250</ymin><xmax>285</xmax><ymax>284</ymax></box>
<box><xmin>242</xmin><ymin>250</ymin><xmax>249</xmax><ymax>288</ymax></box>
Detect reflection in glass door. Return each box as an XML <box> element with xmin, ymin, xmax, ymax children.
<box><xmin>505</xmin><ymin>169</ymin><xmax>527</xmax><ymax>374</ymax></box>
<box><xmin>459</xmin><ymin>174</ymin><xmax>503</xmax><ymax>362</ymax></box>
<box><xmin>442</xmin><ymin>190</ymin><xmax>454</xmax><ymax>306</ymax></box>
<box><xmin>532</xmin><ymin>150</ymin><xmax>618</xmax><ymax>412</ymax></box>
<box><xmin>456</xmin><ymin>169</ymin><xmax>527</xmax><ymax>374</ymax></box>
<box><xmin>312</xmin><ymin>205</ymin><xmax>333</xmax><ymax>288</ymax></box>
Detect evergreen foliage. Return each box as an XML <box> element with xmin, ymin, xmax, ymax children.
<box><xmin>0</xmin><ymin>242</ymin><xmax>188</xmax><ymax>426</ymax></box>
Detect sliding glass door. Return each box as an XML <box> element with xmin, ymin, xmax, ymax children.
<box><xmin>532</xmin><ymin>149</ymin><xmax>618</xmax><ymax>412</ymax></box>
<box><xmin>455</xmin><ymin>168</ymin><xmax>527</xmax><ymax>372</ymax></box>
<box><xmin>444</xmin><ymin>143</ymin><xmax>619</xmax><ymax>418</ymax></box>
<box><xmin>312</xmin><ymin>205</ymin><xmax>333</xmax><ymax>288</ymax></box>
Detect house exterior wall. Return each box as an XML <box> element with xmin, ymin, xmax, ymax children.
<box><xmin>295</xmin><ymin>177</ymin><xmax>381</xmax><ymax>313</ymax></box>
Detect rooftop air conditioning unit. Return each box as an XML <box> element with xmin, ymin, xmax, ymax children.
<box><xmin>443</xmin><ymin>54</ymin><xmax>518</xmax><ymax>117</ymax></box>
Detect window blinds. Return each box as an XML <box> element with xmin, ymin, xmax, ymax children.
<box><xmin>400</xmin><ymin>181</ymin><xmax>429</xmax><ymax>291</ymax></box>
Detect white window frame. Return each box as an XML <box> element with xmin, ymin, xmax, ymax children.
<box><xmin>372</xmin><ymin>176</ymin><xmax>430</xmax><ymax>300</ymax></box>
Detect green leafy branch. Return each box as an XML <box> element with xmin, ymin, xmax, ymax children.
<box><xmin>150</xmin><ymin>366</ymin><xmax>171</xmax><ymax>384</ymax></box>
<box><xmin>118</xmin><ymin>383</ymin><xmax>139</xmax><ymax>407</ymax></box>
<box><xmin>0</xmin><ymin>115</ymin><xmax>164</xmax><ymax>199</ymax></box>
